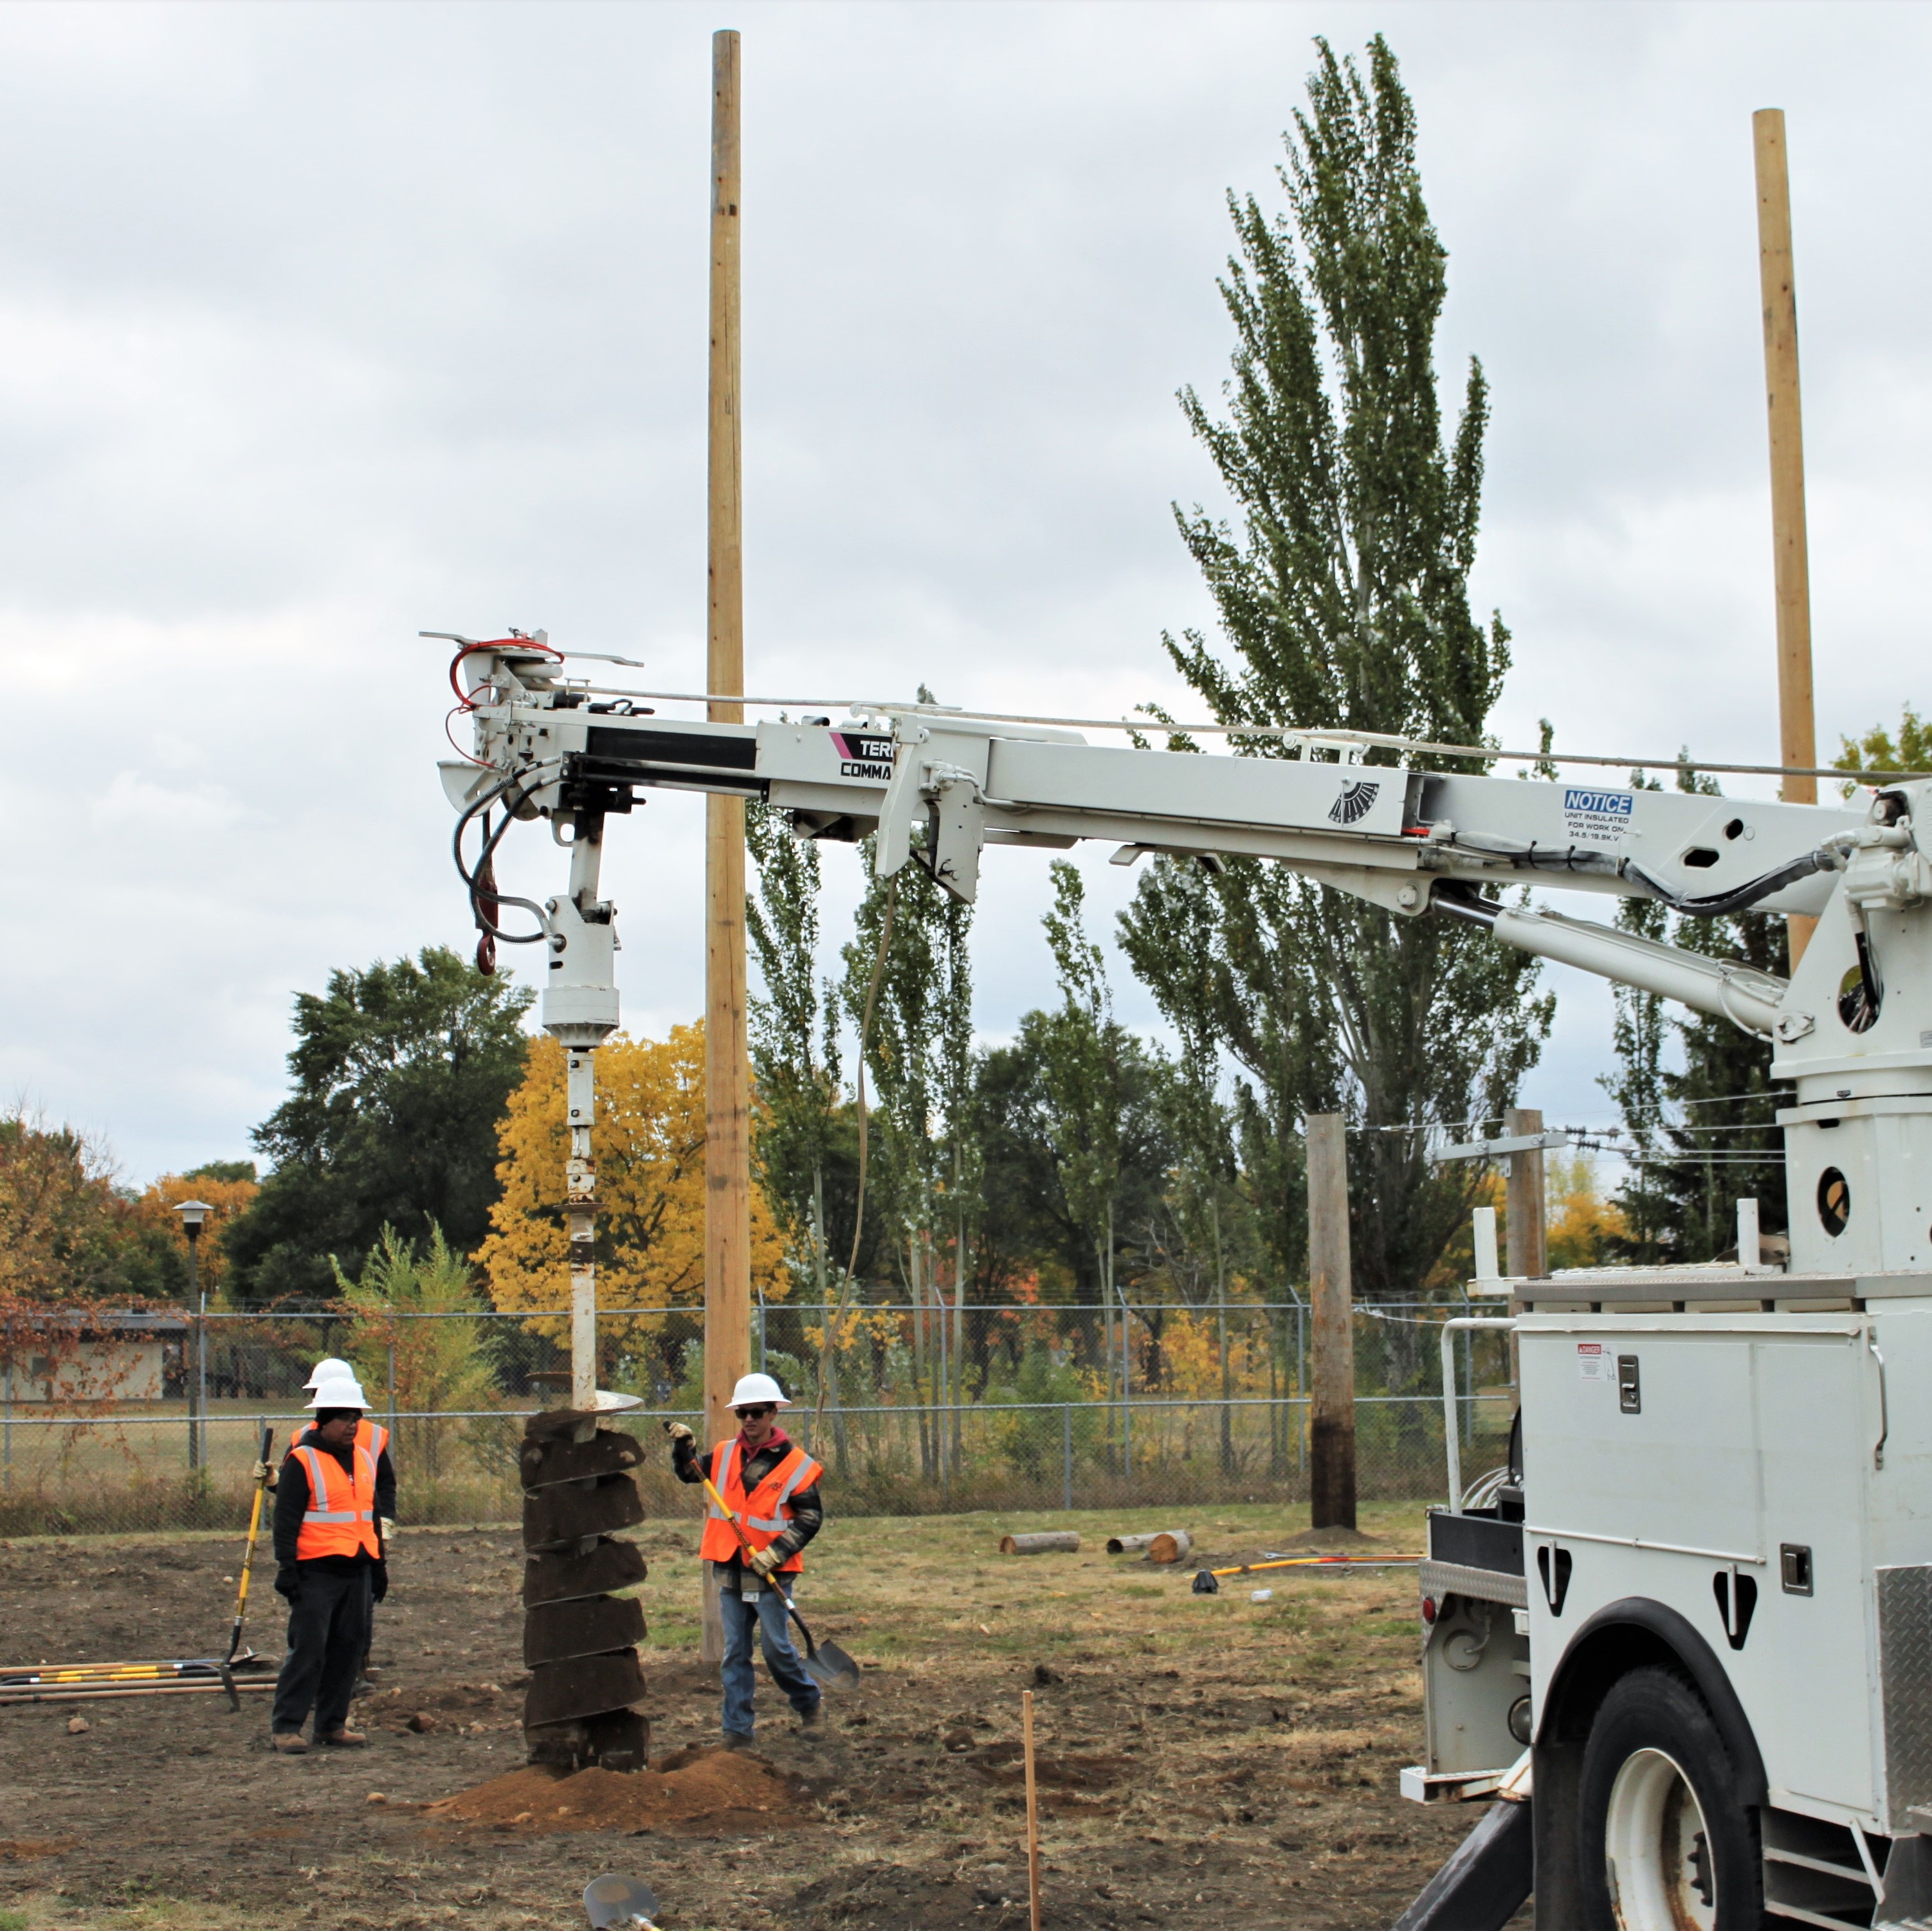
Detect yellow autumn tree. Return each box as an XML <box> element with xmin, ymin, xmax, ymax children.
<box><xmin>477</xmin><ymin>1024</ymin><xmax>786</xmax><ymax>1359</ymax></box>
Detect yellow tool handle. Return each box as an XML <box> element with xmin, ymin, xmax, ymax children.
<box><xmin>226</xmin><ymin>1426</ymin><xmax>274</xmax><ymax>1662</ymax></box>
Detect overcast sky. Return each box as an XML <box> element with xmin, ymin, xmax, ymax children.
<box><xmin>5</xmin><ymin>1</ymin><xmax>1926</xmax><ymax>1186</ymax></box>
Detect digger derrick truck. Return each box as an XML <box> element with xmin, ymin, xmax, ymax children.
<box><xmin>439</xmin><ymin>633</ymin><xmax>1932</xmax><ymax>1931</ymax></box>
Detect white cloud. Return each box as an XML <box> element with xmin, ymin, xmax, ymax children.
<box><xmin>3</xmin><ymin>0</ymin><xmax>1925</xmax><ymax>1179</ymax></box>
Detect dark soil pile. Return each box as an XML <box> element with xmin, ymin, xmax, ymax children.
<box><xmin>423</xmin><ymin>1743</ymin><xmax>811</xmax><ymax>1836</ymax></box>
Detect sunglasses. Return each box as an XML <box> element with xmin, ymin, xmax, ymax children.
<box><xmin>734</xmin><ymin>1404</ymin><xmax>776</xmax><ymax>1420</ymax></box>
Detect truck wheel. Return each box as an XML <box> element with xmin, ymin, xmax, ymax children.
<box><xmin>1578</xmin><ymin>1666</ymin><xmax>1761</xmax><ymax>1931</ymax></box>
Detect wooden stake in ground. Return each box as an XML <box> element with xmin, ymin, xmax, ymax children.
<box><xmin>1753</xmin><ymin>107</ymin><xmax>1819</xmax><ymax>968</ymax></box>
<box><xmin>1305</xmin><ymin>1112</ymin><xmax>1355</xmax><ymax>1532</ymax></box>
<box><xmin>702</xmin><ymin>24</ymin><xmax>752</xmax><ymax>1669</ymax></box>
<box><xmin>1022</xmin><ymin>1688</ymin><xmax>1042</xmax><ymax>1931</ymax></box>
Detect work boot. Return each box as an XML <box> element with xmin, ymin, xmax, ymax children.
<box><xmin>720</xmin><ymin>1732</ymin><xmax>753</xmax><ymax>1752</ymax></box>
<box><xmin>271</xmin><ymin>1732</ymin><xmax>310</xmax><ymax>1755</ymax></box>
<box><xmin>798</xmin><ymin>1702</ymin><xmax>823</xmax><ymax>1729</ymax></box>
<box><xmin>320</xmin><ymin>1727</ymin><xmax>367</xmax><ymax>1747</ymax></box>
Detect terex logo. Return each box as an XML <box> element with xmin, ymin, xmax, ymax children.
<box><xmin>831</xmin><ymin>732</ymin><xmax>895</xmax><ymax>781</ymax></box>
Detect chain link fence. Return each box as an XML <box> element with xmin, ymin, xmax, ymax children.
<box><xmin>0</xmin><ymin>1301</ymin><xmax>1515</xmax><ymax>1537</ymax></box>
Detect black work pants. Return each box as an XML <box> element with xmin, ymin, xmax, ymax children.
<box><xmin>271</xmin><ymin>1563</ymin><xmax>372</xmax><ymax>1737</ymax></box>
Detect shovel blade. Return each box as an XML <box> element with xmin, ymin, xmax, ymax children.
<box><xmin>803</xmin><ymin>1640</ymin><xmax>861</xmax><ymax>1690</ymax></box>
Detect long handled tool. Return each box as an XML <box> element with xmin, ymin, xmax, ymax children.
<box><xmin>225</xmin><ymin>1425</ymin><xmax>274</xmax><ymax>1665</ymax></box>
<box><xmin>0</xmin><ymin>1444</ymin><xmax>285</xmax><ymax>1712</ymax></box>
<box><xmin>212</xmin><ymin>1423</ymin><xmax>277</xmax><ymax>1708</ymax></box>
<box><xmin>1190</xmin><ymin>1553</ymin><xmax>1420</xmax><ymax>1595</ymax></box>
<box><xmin>679</xmin><ymin>1442</ymin><xmax>859</xmax><ymax>1688</ymax></box>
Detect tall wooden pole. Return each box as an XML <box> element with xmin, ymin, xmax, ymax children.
<box><xmin>1753</xmin><ymin>108</ymin><xmax>1819</xmax><ymax>968</ymax></box>
<box><xmin>1503</xmin><ymin>1106</ymin><xmax>1547</xmax><ymax>1283</ymax></box>
<box><xmin>702</xmin><ymin>25</ymin><xmax>751</xmax><ymax>1667</ymax></box>
<box><xmin>1305</xmin><ymin>1114</ymin><xmax>1355</xmax><ymax>1532</ymax></box>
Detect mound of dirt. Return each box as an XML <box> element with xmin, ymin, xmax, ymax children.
<box><xmin>423</xmin><ymin>1743</ymin><xmax>811</xmax><ymax>1836</ymax></box>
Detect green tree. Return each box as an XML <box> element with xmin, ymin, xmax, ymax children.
<box><xmin>226</xmin><ymin>947</ymin><xmax>533</xmax><ymax>1303</ymax></box>
<box><xmin>1120</xmin><ymin>36</ymin><xmax>1550</xmax><ymax>1339</ymax></box>
<box><xmin>745</xmin><ymin>801</ymin><xmax>844</xmax><ymax>1381</ymax></box>
<box><xmin>839</xmin><ymin>824</ymin><xmax>975</xmax><ymax>1476</ymax></box>
<box><xmin>334</xmin><ymin>1223</ymin><xmax>499</xmax><ymax>1482</ymax></box>
<box><xmin>1834</xmin><ymin>704</ymin><xmax>1932</xmax><ymax>793</ymax></box>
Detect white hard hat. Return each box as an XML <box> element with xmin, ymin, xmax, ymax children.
<box><xmin>729</xmin><ymin>1372</ymin><xmax>790</xmax><ymax>1410</ymax></box>
<box><xmin>303</xmin><ymin>1357</ymin><xmax>354</xmax><ymax>1391</ymax></box>
<box><xmin>305</xmin><ymin>1376</ymin><xmax>372</xmax><ymax>1411</ymax></box>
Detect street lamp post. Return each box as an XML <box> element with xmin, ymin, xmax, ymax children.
<box><xmin>176</xmin><ymin>1201</ymin><xmax>213</xmax><ymax>1474</ymax></box>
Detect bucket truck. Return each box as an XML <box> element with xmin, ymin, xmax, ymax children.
<box><xmin>439</xmin><ymin>632</ymin><xmax>1932</xmax><ymax>1931</ymax></box>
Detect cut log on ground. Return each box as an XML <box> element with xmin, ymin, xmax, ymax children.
<box><xmin>1147</xmin><ymin>1531</ymin><xmax>1192</xmax><ymax>1564</ymax></box>
<box><xmin>1104</xmin><ymin>1530</ymin><xmax>1192</xmax><ymax>1559</ymax></box>
<box><xmin>1000</xmin><ymin>1532</ymin><xmax>1081</xmax><ymax>1555</ymax></box>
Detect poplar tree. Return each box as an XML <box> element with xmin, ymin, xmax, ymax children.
<box><xmin>1120</xmin><ymin>37</ymin><xmax>1551</xmax><ymax>1325</ymax></box>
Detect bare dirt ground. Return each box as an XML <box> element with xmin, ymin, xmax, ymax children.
<box><xmin>0</xmin><ymin>1501</ymin><xmax>1498</xmax><ymax>1931</ymax></box>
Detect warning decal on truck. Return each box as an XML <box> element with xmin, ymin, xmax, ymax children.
<box><xmin>1562</xmin><ymin>787</ymin><xmax>1636</xmax><ymax>849</ymax></box>
<box><xmin>1576</xmin><ymin>1341</ymin><xmax>1608</xmax><ymax>1381</ymax></box>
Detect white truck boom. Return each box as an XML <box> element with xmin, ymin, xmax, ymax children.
<box><xmin>439</xmin><ymin>632</ymin><xmax>1932</xmax><ymax>1931</ymax></box>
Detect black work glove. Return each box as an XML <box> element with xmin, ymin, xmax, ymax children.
<box><xmin>274</xmin><ymin>1566</ymin><xmax>300</xmax><ymax>1602</ymax></box>
<box><xmin>371</xmin><ymin>1559</ymin><xmax>389</xmax><ymax>1604</ymax></box>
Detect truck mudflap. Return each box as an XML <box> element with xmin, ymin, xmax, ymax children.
<box><xmin>1390</xmin><ymin>1798</ymin><xmax>1534</xmax><ymax>1931</ymax></box>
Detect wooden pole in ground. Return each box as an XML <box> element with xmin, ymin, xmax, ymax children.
<box><xmin>1753</xmin><ymin>107</ymin><xmax>1819</xmax><ymax>968</ymax></box>
<box><xmin>702</xmin><ymin>24</ymin><xmax>751</xmax><ymax>1670</ymax></box>
<box><xmin>1022</xmin><ymin>1688</ymin><xmax>1041</xmax><ymax>1931</ymax></box>
<box><xmin>1305</xmin><ymin>1113</ymin><xmax>1355</xmax><ymax>1532</ymax></box>
<box><xmin>1504</xmin><ymin>1107</ymin><xmax>1547</xmax><ymax>1282</ymax></box>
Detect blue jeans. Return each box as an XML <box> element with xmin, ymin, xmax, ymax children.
<box><xmin>718</xmin><ymin>1569</ymin><xmax>821</xmax><ymax>1738</ymax></box>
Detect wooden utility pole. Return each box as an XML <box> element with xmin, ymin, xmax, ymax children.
<box><xmin>702</xmin><ymin>24</ymin><xmax>751</xmax><ymax>1667</ymax></box>
<box><xmin>1504</xmin><ymin>1106</ymin><xmax>1547</xmax><ymax>1282</ymax></box>
<box><xmin>1305</xmin><ymin>1114</ymin><xmax>1355</xmax><ymax>1532</ymax></box>
<box><xmin>1753</xmin><ymin>107</ymin><xmax>1819</xmax><ymax>968</ymax></box>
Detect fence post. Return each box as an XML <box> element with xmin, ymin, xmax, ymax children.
<box><xmin>387</xmin><ymin>1337</ymin><xmax>398</xmax><ymax>1444</ymax></box>
<box><xmin>1062</xmin><ymin>1402</ymin><xmax>1073</xmax><ymax>1512</ymax></box>
<box><xmin>1306</xmin><ymin>1113</ymin><xmax>1356</xmax><ymax>1531</ymax></box>
<box><xmin>1119</xmin><ymin>1298</ymin><xmax>1133</xmax><ymax>1494</ymax></box>
<box><xmin>2</xmin><ymin>1343</ymin><xmax>10</xmax><ymax>1492</ymax></box>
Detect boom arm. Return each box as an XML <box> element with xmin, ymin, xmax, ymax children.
<box><xmin>438</xmin><ymin>638</ymin><xmax>1932</xmax><ymax>1277</ymax></box>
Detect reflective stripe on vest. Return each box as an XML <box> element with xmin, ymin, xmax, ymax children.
<box><xmin>747</xmin><ymin>1452</ymin><xmax>820</xmax><ymax>1531</ymax></box>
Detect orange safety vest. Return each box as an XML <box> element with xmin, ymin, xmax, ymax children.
<box><xmin>289</xmin><ymin>1436</ymin><xmax>382</xmax><ymax>1562</ymax></box>
<box><xmin>698</xmin><ymin>1437</ymin><xmax>823</xmax><ymax>1572</ymax></box>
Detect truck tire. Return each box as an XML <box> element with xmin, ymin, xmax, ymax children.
<box><xmin>1578</xmin><ymin>1665</ymin><xmax>1762</xmax><ymax>1931</ymax></box>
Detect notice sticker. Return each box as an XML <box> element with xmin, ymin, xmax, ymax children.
<box><xmin>1576</xmin><ymin>1342</ymin><xmax>1608</xmax><ymax>1382</ymax></box>
<box><xmin>1562</xmin><ymin>786</ymin><xmax>1636</xmax><ymax>849</ymax></box>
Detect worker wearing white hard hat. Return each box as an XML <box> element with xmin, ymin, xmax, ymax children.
<box><xmin>268</xmin><ymin>1373</ymin><xmax>397</xmax><ymax>1754</ymax></box>
<box><xmin>668</xmin><ymin>1370</ymin><xmax>826</xmax><ymax>1745</ymax></box>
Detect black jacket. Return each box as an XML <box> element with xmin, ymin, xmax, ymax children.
<box><xmin>673</xmin><ymin>1431</ymin><xmax>823</xmax><ymax>1572</ymax></box>
<box><xmin>273</xmin><ymin>1437</ymin><xmax>397</xmax><ymax>1574</ymax></box>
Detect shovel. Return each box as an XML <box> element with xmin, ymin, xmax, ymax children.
<box><xmin>214</xmin><ymin>1424</ymin><xmax>277</xmax><ymax>1708</ymax></box>
<box><xmin>680</xmin><ymin>1446</ymin><xmax>860</xmax><ymax>1690</ymax></box>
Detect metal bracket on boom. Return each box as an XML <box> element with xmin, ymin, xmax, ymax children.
<box><xmin>875</xmin><ymin>726</ymin><xmax>987</xmax><ymax>903</ymax></box>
